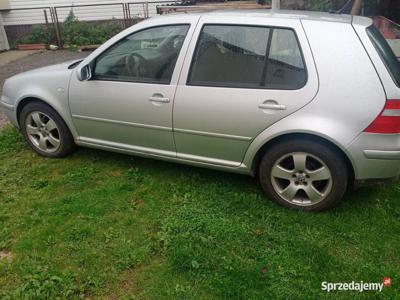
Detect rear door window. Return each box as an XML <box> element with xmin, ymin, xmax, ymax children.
<box><xmin>187</xmin><ymin>25</ymin><xmax>307</xmax><ymax>90</ymax></box>
<box><xmin>367</xmin><ymin>25</ymin><xmax>400</xmax><ymax>86</ymax></box>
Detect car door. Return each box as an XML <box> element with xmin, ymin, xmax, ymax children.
<box><xmin>69</xmin><ymin>17</ymin><xmax>198</xmax><ymax>157</ymax></box>
<box><xmin>173</xmin><ymin>15</ymin><xmax>318</xmax><ymax>167</ymax></box>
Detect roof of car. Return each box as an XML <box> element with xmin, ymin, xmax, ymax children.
<box><xmin>213</xmin><ymin>9</ymin><xmax>352</xmax><ymax>22</ymax></box>
<box><xmin>162</xmin><ymin>9</ymin><xmax>355</xmax><ymax>24</ymax></box>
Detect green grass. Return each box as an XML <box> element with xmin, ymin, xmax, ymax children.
<box><xmin>0</xmin><ymin>126</ymin><xmax>399</xmax><ymax>299</ymax></box>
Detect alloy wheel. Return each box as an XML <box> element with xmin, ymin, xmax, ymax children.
<box><xmin>25</xmin><ymin>111</ymin><xmax>61</xmax><ymax>153</ymax></box>
<box><xmin>270</xmin><ymin>152</ymin><xmax>333</xmax><ymax>206</ymax></box>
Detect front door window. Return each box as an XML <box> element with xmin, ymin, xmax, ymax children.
<box><xmin>94</xmin><ymin>25</ymin><xmax>190</xmax><ymax>84</ymax></box>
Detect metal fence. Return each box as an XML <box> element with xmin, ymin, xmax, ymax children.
<box><xmin>1</xmin><ymin>6</ymin><xmax>52</xmax><ymax>47</ymax></box>
<box><xmin>0</xmin><ymin>1</ymin><xmax>177</xmax><ymax>48</ymax></box>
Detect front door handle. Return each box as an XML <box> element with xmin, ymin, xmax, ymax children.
<box><xmin>258</xmin><ymin>100</ymin><xmax>286</xmax><ymax>111</ymax></box>
<box><xmin>148</xmin><ymin>94</ymin><xmax>170</xmax><ymax>104</ymax></box>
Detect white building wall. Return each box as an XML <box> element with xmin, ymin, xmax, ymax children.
<box><xmin>0</xmin><ymin>14</ymin><xmax>9</xmax><ymax>50</ymax></box>
<box><xmin>1</xmin><ymin>0</ymin><xmax>170</xmax><ymax>26</ymax></box>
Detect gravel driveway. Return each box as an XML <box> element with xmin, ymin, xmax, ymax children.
<box><xmin>0</xmin><ymin>50</ymin><xmax>90</xmax><ymax>130</ymax></box>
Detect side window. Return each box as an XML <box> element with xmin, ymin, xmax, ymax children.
<box><xmin>94</xmin><ymin>24</ymin><xmax>189</xmax><ymax>84</ymax></box>
<box><xmin>265</xmin><ymin>28</ymin><xmax>306</xmax><ymax>89</ymax></box>
<box><xmin>188</xmin><ymin>25</ymin><xmax>307</xmax><ymax>90</ymax></box>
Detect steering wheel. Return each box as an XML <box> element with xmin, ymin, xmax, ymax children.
<box><xmin>125</xmin><ymin>52</ymin><xmax>147</xmax><ymax>77</ymax></box>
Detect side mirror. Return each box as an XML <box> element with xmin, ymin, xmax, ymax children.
<box><xmin>77</xmin><ymin>64</ymin><xmax>92</xmax><ymax>81</ymax></box>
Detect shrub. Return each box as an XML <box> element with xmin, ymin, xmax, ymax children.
<box><xmin>20</xmin><ymin>9</ymin><xmax>124</xmax><ymax>48</ymax></box>
<box><xmin>61</xmin><ymin>10</ymin><xmax>124</xmax><ymax>47</ymax></box>
<box><xmin>20</xmin><ymin>25</ymin><xmax>56</xmax><ymax>45</ymax></box>
<box><xmin>305</xmin><ymin>0</ymin><xmax>332</xmax><ymax>11</ymax></box>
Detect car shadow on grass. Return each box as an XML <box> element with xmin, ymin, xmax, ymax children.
<box><xmin>68</xmin><ymin>145</ymin><xmax>398</xmax><ymax>215</ymax></box>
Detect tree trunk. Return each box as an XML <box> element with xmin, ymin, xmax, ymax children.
<box><xmin>351</xmin><ymin>0</ymin><xmax>364</xmax><ymax>15</ymax></box>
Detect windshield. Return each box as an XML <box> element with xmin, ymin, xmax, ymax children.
<box><xmin>367</xmin><ymin>20</ymin><xmax>400</xmax><ymax>86</ymax></box>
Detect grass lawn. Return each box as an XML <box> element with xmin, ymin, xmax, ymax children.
<box><xmin>0</xmin><ymin>125</ymin><xmax>399</xmax><ymax>299</ymax></box>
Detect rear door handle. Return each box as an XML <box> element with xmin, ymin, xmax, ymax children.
<box><xmin>258</xmin><ymin>101</ymin><xmax>286</xmax><ymax>111</ymax></box>
<box><xmin>148</xmin><ymin>95</ymin><xmax>170</xmax><ymax>103</ymax></box>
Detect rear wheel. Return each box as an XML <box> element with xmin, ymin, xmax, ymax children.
<box><xmin>20</xmin><ymin>101</ymin><xmax>76</xmax><ymax>158</ymax></box>
<box><xmin>259</xmin><ymin>139</ymin><xmax>348</xmax><ymax>211</ymax></box>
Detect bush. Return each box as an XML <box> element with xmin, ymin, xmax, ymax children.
<box><xmin>305</xmin><ymin>0</ymin><xmax>332</xmax><ymax>11</ymax></box>
<box><xmin>20</xmin><ymin>25</ymin><xmax>55</xmax><ymax>45</ymax></box>
<box><xmin>21</xmin><ymin>9</ymin><xmax>124</xmax><ymax>48</ymax></box>
<box><xmin>61</xmin><ymin>10</ymin><xmax>123</xmax><ymax>47</ymax></box>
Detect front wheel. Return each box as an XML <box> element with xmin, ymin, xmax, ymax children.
<box><xmin>259</xmin><ymin>139</ymin><xmax>348</xmax><ymax>211</ymax></box>
<box><xmin>19</xmin><ymin>101</ymin><xmax>76</xmax><ymax>158</ymax></box>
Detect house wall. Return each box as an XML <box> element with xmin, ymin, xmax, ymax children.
<box><xmin>0</xmin><ymin>0</ymin><xmax>10</xmax><ymax>10</ymax></box>
<box><xmin>0</xmin><ymin>13</ymin><xmax>9</xmax><ymax>50</ymax></box>
<box><xmin>0</xmin><ymin>0</ymin><xmax>169</xmax><ymax>26</ymax></box>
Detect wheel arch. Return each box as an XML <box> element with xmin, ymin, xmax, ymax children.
<box><xmin>250</xmin><ymin>132</ymin><xmax>355</xmax><ymax>185</ymax></box>
<box><xmin>17</xmin><ymin>97</ymin><xmax>54</xmax><ymax>126</ymax></box>
<box><xmin>16</xmin><ymin>96</ymin><xmax>77</xmax><ymax>138</ymax></box>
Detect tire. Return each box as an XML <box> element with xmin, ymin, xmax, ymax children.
<box><xmin>259</xmin><ymin>138</ymin><xmax>348</xmax><ymax>212</ymax></box>
<box><xmin>19</xmin><ymin>101</ymin><xmax>76</xmax><ymax>158</ymax></box>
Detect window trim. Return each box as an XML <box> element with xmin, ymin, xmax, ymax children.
<box><xmin>91</xmin><ymin>23</ymin><xmax>191</xmax><ymax>85</ymax></box>
<box><xmin>186</xmin><ymin>23</ymin><xmax>308</xmax><ymax>90</ymax></box>
<box><xmin>366</xmin><ymin>25</ymin><xmax>400</xmax><ymax>88</ymax></box>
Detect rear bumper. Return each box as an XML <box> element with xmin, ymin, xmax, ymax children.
<box><xmin>347</xmin><ymin>133</ymin><xmax>400</xmax><ymax>180</ymax></box>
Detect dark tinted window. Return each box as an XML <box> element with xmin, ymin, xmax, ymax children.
<box><xmin>367</xmin><ymin>25</ymin><xmax>400</xmax><ymax>86</ymax></box>
<box><xmin>94</xmin><ymin>25</ymin><xmax>189</xmax><ymax>84</ymax></box>
<box><xmin>188</xmin><ymin>25</ymin><xmax>306</xmax><ymax>89</ymax></box>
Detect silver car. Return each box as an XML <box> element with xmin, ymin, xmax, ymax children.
<box><xmin>1</xmin><ymin>10</ymin><xmax>400</xmax><ymax>211</ymax></box>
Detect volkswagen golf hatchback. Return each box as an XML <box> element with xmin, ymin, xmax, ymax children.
<box><xmin>2</xmin><ymin>10</ymin><xmax>400</xmax><ymax>211</ymax></box>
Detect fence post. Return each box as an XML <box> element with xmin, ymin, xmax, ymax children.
<box><xmin>50</xmin><ymin>7</ymin><xmax>62</xmax><ymax>49</ymax></box>
<box><xmin>126</xmin><ymin>4</ymin><xmax>132</xmax><ymax>26</ymax></box>
<box><xmin>43</xmin><ymin>9</ymin><xmax>52</xmax><ymax>45</ymax></box>
<box><xmin>43</xmin><ymin>9</ymin><xmax>49</xmax><ymax>26</ymax></box>
<box><xmin>122</xmin><ymin>3</ymin><xmax>128</xmax><ymax>28</ymax></box>
<box><xmin>49</xmin><ymin>8</ymin><xmax>56</xmax><ymax>44</ymax></box>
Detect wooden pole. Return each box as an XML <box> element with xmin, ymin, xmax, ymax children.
<box><xmin>351</xmin><ymin>0</ymin><xmax>364</xmax><ymax>15</ymax></box>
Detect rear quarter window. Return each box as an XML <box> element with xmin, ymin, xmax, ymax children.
<box><xmin>367</xmin><ymin>25</ymin><xmax>400</xmax><ymax>86</ymax></box>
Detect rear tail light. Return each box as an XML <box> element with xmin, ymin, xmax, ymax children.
<box><xmin>364</xmin><ymin>100</ymin><xmax>400</xmax><ymax>134</ymax></box>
